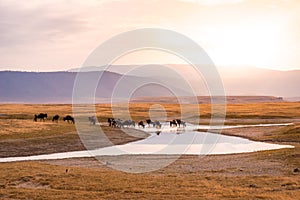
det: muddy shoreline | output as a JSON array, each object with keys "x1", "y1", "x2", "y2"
[{"x1": 38, "y1": 123, "x2": 299, "y2": 177}]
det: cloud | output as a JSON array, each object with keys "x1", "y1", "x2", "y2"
[
  {"x1": 0, "y1": 0, "x2": 191, "y2": 50},
  {"x1": 0, "y1": 1, "x2": 92, "y2": 48},
  {"x1": 0, "y1": 0, "x2": 299, "y2": 71}
]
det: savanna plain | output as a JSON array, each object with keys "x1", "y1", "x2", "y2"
[{"x1": 0, "y1": 102, "x2": 299, "y2": 199}]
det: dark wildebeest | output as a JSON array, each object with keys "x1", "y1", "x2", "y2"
[
  {"x1": 52, "y1": 114, "x2": 59, "y2": 122},
  {"x1": 34, "y1": 113, "x2": 48, "y2": 122},
  {"x1": 111, "y1": 120, "x2": 117, "y2": 128},
  {"x1": 175, "y1": 119, "x2": 186, "y2": 127},
  {"x1": 138, "y1": 121, "x2": 145, "y2": 128},
  {"x1": 170, "y1": 119, "x2": 186, "y2": 127},
  {"x1": 88, "y1": 116, "x2": 96, "y2": 125},
  {"x1": 170, "y1": 119, "x2": 177, "y2": 127},
  {"x1": 63, "y1": 115, "x2": 75, "y2": 124},
  {"x1": 107, "y1": 118, "x2": 114, "y2": 127},
  {"x1": 109, "y1": 118, "x2": 122, "y2": 128},
  {"x1": 146, "y1": 119, "x2": 154, "y2": 127}
]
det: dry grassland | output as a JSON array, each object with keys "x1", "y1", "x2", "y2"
[{"x1": 0, "y1": 102, "x2": 299, "y2": 199}]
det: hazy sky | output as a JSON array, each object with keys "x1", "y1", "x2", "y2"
[{"x1": 0, "y1": 0, "x2": 299, "y2": 71}]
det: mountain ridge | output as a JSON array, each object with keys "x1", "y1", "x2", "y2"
[{"x1": 0, "y1": 66, "x2": 299, "y2": 103}]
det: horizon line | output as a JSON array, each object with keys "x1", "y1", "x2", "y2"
[{"x1": 0, "y1": 65, "x2": 300, "y2": 73}]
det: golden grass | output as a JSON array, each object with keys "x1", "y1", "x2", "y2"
[
  {"x1": 0, "y1": 102, "x2": 299, "y2": 199},
  {"x1": 0, "y1": 161, "x2": 299, "y2": 200},
  {"x1": 224, "y1": 102, "x2": 300, "y2": 119},
  {"x1": 0, "y1": 119, "x2": 76, "y2": 139},
  {"x1": 259, "y1": 124, "x2": 300, "y2": 143},
  {"x1": 1, "y1": 102, "x2": 299, "y2": 123}
]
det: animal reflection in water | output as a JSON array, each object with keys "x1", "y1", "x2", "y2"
[{"x1": 156, "y1": 131, "x2": 162, "y2": 135}]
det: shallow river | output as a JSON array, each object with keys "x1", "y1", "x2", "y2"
[{"x1": 0, "y1": 123, "x2": 294, "y2": 163}]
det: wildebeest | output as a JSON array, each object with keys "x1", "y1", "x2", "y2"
[
  {"x1": 52, "y1": 114, "x2": 59, "y2": 122},
  {"x1": 34, "y1": 113, "x2": 48, "y2": 122},
  {"x1": 63, "y1": 115, "x2": 75, "y2": 124},
  {"x1": 107, "y1": 118, "x2": 135, "y2": 128},
  {"x1": 138, "y1": 121, "x2": 145, "y2": 128},
  {"x1": 170, "y1": 119, "x2": 186, "y2": 127},
  {"x1": 109, "y1": 118, "x2": 122, "y2": 128},
  {"x1": 175, "y1": 119, "x2": 186, "y2": 127},
  {"x1": 108, "y1": 118, "x2": 114, "y2": 126},
  {"x1": 88, "y1": 116, "x2": 96, "y2": 125},
  {"x1": 111, "y1": 119, "x2": 117, "y2": 127},
  {"x1": 170, "y1": 119, "x2": 177, "y2": 127},
  {"x1": 122, "y1": 120, "x2": 135, "y2": 127},
  {"x1": 114, "y1": 119, "x2": 123, "y2": 128},
  {"x1": 153, "y1": 120, "x2": 162, "y2": 128},
  {"x1": 146, "y1": 119, "x2": 154, "y2": 127}
]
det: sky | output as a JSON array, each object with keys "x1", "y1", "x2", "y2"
[{"x1": 0, "y1": 0, "x2": 299, "y2": 72}]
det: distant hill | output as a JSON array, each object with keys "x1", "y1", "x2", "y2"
[
  {"x1": 0, "y1": 71, "x2": 77, "y2": 103},
  {"x1": 218, "y1": 67, "x2": 300, "y2": 98},
  {"x1": 69, "y1": 65, "x2": 300, "y2": 99},
  {"x1": 0, "y1": 71, "x2": 189, "y2": 103},
  {"x1": 0, "y1": 66, "x2": 299, "y2": 103}
]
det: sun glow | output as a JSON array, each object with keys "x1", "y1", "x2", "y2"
[
  {"x1": 0, "y1": 0, "x2": 299, "y2": 71},
  {"x1": 192, "y1": 18, "x2": 286, "y2": 67}
]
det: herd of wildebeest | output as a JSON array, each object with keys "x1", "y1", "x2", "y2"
[
  {"x1": 34, "y1": 113, "x2": 75, "y2": 123},
  {"x1": 33, "y1": 113, "x2": 186, "y2": 129}
]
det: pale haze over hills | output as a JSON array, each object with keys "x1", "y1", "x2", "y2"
[
  {"x1": 0, "y1": 66, "x2": 299, "y2": 103},
  {"x1": 70, "y1": 65, "x2": 300, "y2": 98},
  {"x1": 0, "y1": 70, "x2": 189, "y2": 103}
]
